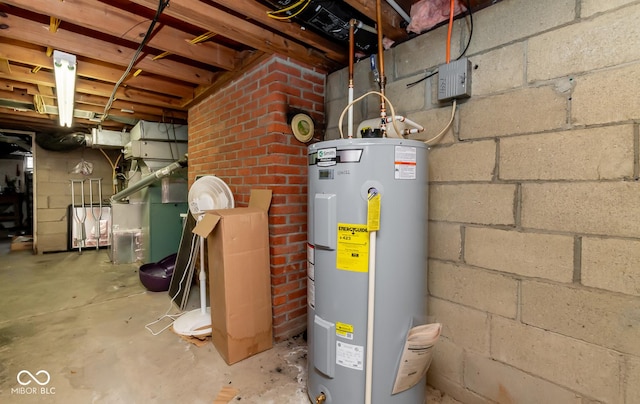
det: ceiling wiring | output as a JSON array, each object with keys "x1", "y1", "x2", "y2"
[
  {"x1": 100, "y1": 0, "x2": 170, "y2": 123},
  {"x1": 267, "y1": 0, "x2": 312, "y2": 20},
  {"x1": 406, "y1": 0, "x2": 474, "y2": 88}
]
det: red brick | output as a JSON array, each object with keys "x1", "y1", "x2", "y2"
[{"x1": 189, "y1": 55, "x2": 323, "y2": 341}]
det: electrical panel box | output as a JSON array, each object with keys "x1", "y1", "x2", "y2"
[{"x1": 437, "y1": 57, "x2": 472, "y2": 101}]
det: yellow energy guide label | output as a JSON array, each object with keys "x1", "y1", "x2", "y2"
[{"x1": 336, "y1": 223, "x2": 369, "y2": 272}]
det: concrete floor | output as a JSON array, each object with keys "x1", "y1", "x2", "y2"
[{"x1": 0, "y1": 238, "x2": 457, "y2": 404}]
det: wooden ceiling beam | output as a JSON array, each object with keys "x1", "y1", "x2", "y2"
[
  {"x1": 345, "y1": 0, "x2": 407, "y2": 41},
  {"x1": 73, "y1": 93, "x2": 187, "y2": 120},
  {"x1": 2, "y1": 0, "x2": 239, "y2": 71},
  {"x1": 0, "y1": 11, "x2": 216, "y2": 85},
  {"x1": 4, "y1": 65, "x2": 186, "y2": 110},
  {"x1": 210, "y1": 0, "x2": 347, "y2": 64},
  {"x1": 76, "y1": 103, "x2": 182, "y2": 124},
  {"x1": 0, "y1": 79, "x2": 40, "y2": 96},
  {"x1": 0, "y1": 89, "x2": 34, "y2": 104},
  {"x1": 0, "y1": 39, "x2": 196, "y2": 99},
  {"x1": 130, "y1": 0, "x2": 338, "y2": 71}
]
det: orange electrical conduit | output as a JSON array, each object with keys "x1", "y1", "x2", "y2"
[{"x1": 446, "y1": 0, "x2": 456, "y2": 63}]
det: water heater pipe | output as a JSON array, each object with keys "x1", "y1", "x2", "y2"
[
  {"x1": 365, "y1": 228, "x2": 377, "y2": 404},
  {"x1": 385, "y1": 0, "x2": 411, "y2": 23},
  {"x1": 375, "y1": 0, "x2": 388, "y2": 137},
  {"x1": 348, "y1": 19, "x2": 356, "y2": 139},
  {"x1": 109, "y1": 156, "x2": 187, "y2": 202}
]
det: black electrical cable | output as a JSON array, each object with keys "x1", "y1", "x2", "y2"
[
  {"x1": 406, "y1": 0, "x2": 474, "y2": 89},
  {"x1": 455, "y1": 0, "x2": 473, "y2": 61},
  {"x1": 406, "y1": 70, "x2": 437, "y2": 88},
  {"x1": 100, "y1": 0, "x2": 171, "y2": 122}
]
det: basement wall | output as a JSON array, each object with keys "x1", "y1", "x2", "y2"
[
  {"x1": 35, "y1": 146, "x2": 116, "y2": 253},
  {"x1": 325, "y1": 0, "x2": 640, "y2": 402},
  {"x1": 188, "y1": 56, "x2": 325, "y2": 340}
]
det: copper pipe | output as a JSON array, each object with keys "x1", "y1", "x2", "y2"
[
  {"x1": 375, "y1": 0, "x2": 387, "y2": 135},
  {"x1": 348, "y1": 19, "x2": 357, "y2": 138},
  {"x1": 349, "y1": 19, "x2": 356, "y2": 86}
]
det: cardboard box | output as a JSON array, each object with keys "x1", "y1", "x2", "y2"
[
  {"x1": 11, "y1": 235, "x2": 33, "y2": 252},
  {"x1": 193, "y1": 189, "x2": 273, "y2": 365}
]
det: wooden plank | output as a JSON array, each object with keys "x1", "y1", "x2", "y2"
[
  {"x1": 0, "y1": 12, "x2": 216, "y2": 85},
  {"x1": 130, "y1": 0, "x2": 338, "y2": 71},
  {"x1": 6, "y1": 65, "x2": 186, "y2": 110},
  {"x1": 210, "y1": 0, "x2": 347, "y2": 64},
  {"x1": 36, "y1": 84, "x2": 55, "y2": 105},
  {"x1": 0, "y1": 88, "x2": 33, "y2": 103},
  {"x1": 0, "y1": 79, "x2": 40, "y2": 96},
  {"x1": 0, "y1": 58, "x2": 11, "y2": 74},
  {"x1": 2, "y1": 0, "x2": 239, "y2": 71},
  {"x1": 74, "y1": 93, "x2": 187, "y2": 120},
  {"x1": 345, "y1": 0, "x2": 407, "y2": 41},
  {"x1": 0, "y1": 39, "x2": 196, "y2": 99},
  {"x1": 74, "y1": 103, "x2": 183, "y2": 124}
]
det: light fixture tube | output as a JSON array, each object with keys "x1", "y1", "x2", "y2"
[{"x1": 53, "y1": 50, "x2": 77, "y2": 127}]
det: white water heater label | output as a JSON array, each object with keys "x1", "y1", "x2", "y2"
[
  {"x1": 307, "y1": 243, "x2": 315, "y2": 280},
  {"x1": 336, "y1": 341, "x2": 364, "y2": 370},
  {"x1": 394, "y1": 146, "x2": 417, "y2": 180},
  {"x1": 307, "y1": 243, "x2": 315, "y2": 309},
  {"x1": 307, "y1": 280, "x2": 315, "y2": 309},
  {"x1": 317, "y1": 147, "x2": 337, "y2": 167}
]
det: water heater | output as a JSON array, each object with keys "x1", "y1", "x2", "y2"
[{"x1": 307, "y1": 138, "x2": 429, "y2": 403}]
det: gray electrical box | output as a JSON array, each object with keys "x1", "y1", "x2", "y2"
[{"x1": 438, "y1": 57, "x2": 472, "y2": 101}]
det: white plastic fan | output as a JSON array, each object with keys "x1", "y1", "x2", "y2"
[{"x1": 173, "y1": 175, "x2": 234, "y2": 337}]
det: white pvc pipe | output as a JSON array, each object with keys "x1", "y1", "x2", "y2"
[
  {"x1": 348, "y1": 87, "x2": 354, "y2": 138},
  {"x1": 365, "y1": 230, "x2": 376, "y2": 404},
  {"x1": 356, "y1": 20, "x2": 378, "y2": 34},
  {"x1": 385, "y1": 0, "x2": 411, "y2": 23},
  {"x1": 199, "y1": 235, "x2": 207, "y2": 315}
]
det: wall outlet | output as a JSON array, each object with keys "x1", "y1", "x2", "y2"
[{"x1": 437, "y1": 57, "x2": 472, "y2": 101}]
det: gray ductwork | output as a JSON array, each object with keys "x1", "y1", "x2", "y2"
[{"x1": 110, "y1": 156, "x2": 187, "y2": 203}]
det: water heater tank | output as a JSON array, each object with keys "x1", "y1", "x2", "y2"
[{"x1": 307, "y1": 138, "x2": 429, "y2": 403}]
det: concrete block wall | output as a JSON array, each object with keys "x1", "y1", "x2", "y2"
[
  {"x1": 188, "y1": 55, "x2": 325, "y2": 340},
  {"x1": 34, "y1": 145, "x2": 116, "y2": 253},
  {"x1": 325, "y1": 0, "x2": 640, "y2": 402}
]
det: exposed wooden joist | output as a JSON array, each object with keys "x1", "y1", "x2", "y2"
[
  {"x1": 0, "y1": 58, "x2": 11, "y2": 74},
  {"x1": 6, "y1": 65, "x2": 186, "y2": 110},
  {"x1": 0, "y1": 39, "x2": 196, "y2": 99},
  {"x1": 36, "y1": 85, "x2": 54, "y2": 105},
  {"x1": 73, "y1": 92, "x2": 187, "y2": 120},
  {"x1": 2, "y1": 0, "x2": 239, "y2": 71},
  {"x1": 0, "y1": 88, "x2": 33, "y2": 103},
  {"x1": 210, "y1": 0, "x2": 347, "y2": 64},
  {"x1": 0, "y1": 11, "x2": 216, "y2": 85},
  {"x1": 129, "y1": 0, "x2": 339, "y2": 71},
  {"x1": 345, "y1": 0, "x2": 407, "y2": 41},
  {"x1": 0, "y1": 79, "x2": 40, "y2": 96}
]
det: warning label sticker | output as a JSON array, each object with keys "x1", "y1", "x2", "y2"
[
  {"x1": 336, "y1": 341, "x2": 364, "y2": 370},
  {"x1": 336, "y1": 223, "x2": 369, "y2": 272},
  {"x1": 394, "y1": 146, "x2": 417, "y2": 180},
  {"x1": 336, "y1": 322, "x2": 354, "y2": 340}
]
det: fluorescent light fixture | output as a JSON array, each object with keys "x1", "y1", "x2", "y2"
[{"x1": 53, "y1": 50, "x2": 77, "y2": 127}]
